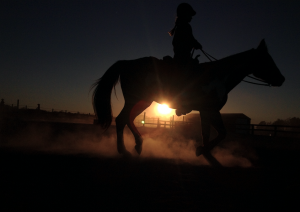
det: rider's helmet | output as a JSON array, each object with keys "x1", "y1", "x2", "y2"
[{"x1": 177, "y1": 3, "x2": 196, "y2": 17}]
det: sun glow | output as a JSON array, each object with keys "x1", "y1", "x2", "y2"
[{"x1": 157, "y1": 104, "x2": 172, "y2": 115}]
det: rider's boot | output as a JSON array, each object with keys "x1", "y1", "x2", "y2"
[
  {"x1": 175, "y1": 96, "x2": 192, "y2": 116},
  {"x1": 176, "y1": 106, "x2": 191, "y2": 116}
]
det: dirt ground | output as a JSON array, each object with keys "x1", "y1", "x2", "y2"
[{"x1": 1, "y1": 121, "x2": 300, "y2": 211}]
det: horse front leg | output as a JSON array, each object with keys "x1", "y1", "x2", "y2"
[
  {"x1": 207, "y1": 111, "x2": 227, "y2": 151},
  {"x1": 196, "y1": 110, "x2": 227, "y2": 156},
  {"x1": 196, "y1": 110, "x2": 210, "y2": 156}
]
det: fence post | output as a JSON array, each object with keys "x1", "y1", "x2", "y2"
[
  {"x1": 17, "y1": 99, "x2": 19, "y2": 109},
  {"x1": 274, "y1": 126, "x2": 277, "y2": 136},
  {"x1": 173, "y1": 115, "x2": 175, "y2": 129},
  {"x1": 157, "y1": 118, "x2": 160, "y2": 128},
  {"x1": 0, "y1": 99, "x2": 3, "y2": 111},
  {"x1": 251, "y1": 125, "x2": 254, "y2": 135},
  {"x1": 143, "y1": 112, "x2": 146, "y2": 127}
]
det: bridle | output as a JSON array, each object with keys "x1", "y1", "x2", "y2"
[{"x1": 192, "y1": 48, "x2": 271, "y2": 87}]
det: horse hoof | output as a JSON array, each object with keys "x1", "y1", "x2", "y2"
[
  {"x1": 122, "y1": 150, "x2": 132, "y2": 158},
  {"x1": 118, "y1": 145, "x2": 132, "y2": 157},
  {"x1": 135, "y1": 138, "x2": 143, "y2": 155},
  {"x1": 196, "y1": 146, "x2": 207, "y2": 157},
  {"x1": 135, "y1": 144, "x2": 142, "y2": 155}
]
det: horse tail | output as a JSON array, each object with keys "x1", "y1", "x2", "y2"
[{"x1": 91, "y1": 61, "x2": 124, "y2": 130}]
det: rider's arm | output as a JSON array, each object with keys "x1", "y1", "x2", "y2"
[
  {"x1": 194, "y1": 41, "x2": 202, "y2": 50},
  {"x1": 189, "y1": 26, "x2": 202, "y2": 50},
  {"x1": 173, "y1": 23, "x2": 202, "y2": 51}
]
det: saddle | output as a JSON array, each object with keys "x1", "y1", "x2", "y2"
[
  {"x1": 162, "y1": 55, "x2": 201, "y2": 75},
  {"x1": 159, "y1": 55, "x2": 202, "y2": 95},
  {"x1": 156, "y1": 55, "x2": 202, "y2": 116}
]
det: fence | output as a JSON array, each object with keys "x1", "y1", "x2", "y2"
[
  {"x1": 0, "y1": 98, "x2": 96, "y2": 124},
  {"x1": 135, "y1": 113, "x2": 300, "y2": 138},
  {"x1": 236, "y1": 124, "x2": 300, "y2": 137},
  {"x1": 135, "y1": 118, "x2": 176, "y2": 128},
  {"x1": 2, "y1": 99, "x2": 300, "y2": 137},
  {"x1": 0, "y1": 99, "x2": 94, "y2": 116},
  {"x1": 134, "y1": 113, "x2": 188, "y2": 129}
]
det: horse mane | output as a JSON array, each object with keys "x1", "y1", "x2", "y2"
[
  {"x1": 206, "y1": 39, "x2": 268, "y2": 66},
  {"x1": 198, "y1": 48, "x2": 256, "y2": 70}
]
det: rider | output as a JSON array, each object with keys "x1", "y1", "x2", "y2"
[{"x1": 168, "y1": 3, "x2": 203, "y2": 115}]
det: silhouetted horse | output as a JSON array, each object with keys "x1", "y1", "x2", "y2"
[{"x1": 92, "y1": 40, "x2": 285, "y2": 156}]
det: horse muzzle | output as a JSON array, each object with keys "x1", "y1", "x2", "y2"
[{"x1": 270, "y1": 75, "x2": 285, "y2": 87}]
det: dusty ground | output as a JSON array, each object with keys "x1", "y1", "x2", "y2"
[{"x1": 1, "y1": 121, "x2": 300, "y2": 211}]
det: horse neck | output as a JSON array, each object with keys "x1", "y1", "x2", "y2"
[{"x1": 219, "y1": 49, "x2": 257, "y2": 93}]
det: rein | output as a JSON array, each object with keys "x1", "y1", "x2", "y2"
[{"x1": 199, "y1": 49, "x2": 271, "y2": 87}]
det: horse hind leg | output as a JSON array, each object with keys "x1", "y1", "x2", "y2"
[
  {"x1": 115, "y1": 104, "x2": 133, "y2": 156},
  {"x1": 127, "y1": 100, "x2": 152, "y2": 155},
  {"x1": 115, "y1": 99, "x2": 151, "y2": 156}
]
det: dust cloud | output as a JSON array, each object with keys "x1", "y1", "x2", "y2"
[
  {"x1": 128, "y1": 128, "x2": 255, "y2": 167},
  {"x1": 0, "y1": 122, "x2": 256, "y2": 167}
]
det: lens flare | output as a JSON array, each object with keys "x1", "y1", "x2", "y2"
[{"x1": 157, "y1": 104, "x2": 172, "y2": 115}]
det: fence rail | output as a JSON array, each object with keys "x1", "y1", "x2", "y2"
[
  {"x1": 136, "y1": 114, "x2": 300, "y2": 138},
  {"x1": 0, "y1": 99, "x2": 94, "y2": 116},
  {"x1": 236, "y1": 124, "x2": 300, "y2": 136},
  {"x1": 134, "y1": 113, "x2": 185, "y2": 129},
  {"x1": 2, "y1": 99, "x2": 300, "y2": 137}
]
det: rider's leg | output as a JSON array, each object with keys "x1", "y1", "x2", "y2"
[
  {"x1": 175, "y1": 91, "x2": 193, "y2": 116},
  {"x1": 174, "y1": 58, "x2": 195, "y2": 116},
  {"x1": 126, "y1": 100, "x2": 152, "y2": 155}
]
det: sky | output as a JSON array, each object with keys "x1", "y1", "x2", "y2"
[{"x1": 1, "y1": 0, "x2": 300, "y2": 124}]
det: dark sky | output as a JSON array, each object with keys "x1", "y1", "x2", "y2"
[{"x1": 1, "y1": 0, "x2": 300, "y2": 123}]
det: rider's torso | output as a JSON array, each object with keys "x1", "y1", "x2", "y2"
[{"x1": 172, "y1": 22, "x2": 197, "y2": 60}]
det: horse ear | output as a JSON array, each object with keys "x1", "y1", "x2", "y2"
[{"x1": 257, "y1": 39, "x2": 268, "y2": 52}]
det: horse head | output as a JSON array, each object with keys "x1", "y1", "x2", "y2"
[{"x1": 252, "y1": 39, "x2": 285, "y2": 87}]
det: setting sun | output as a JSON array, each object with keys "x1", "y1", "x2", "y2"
[{"x1": 157, "y1": 104, "x2": 172, "y2": 115}]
